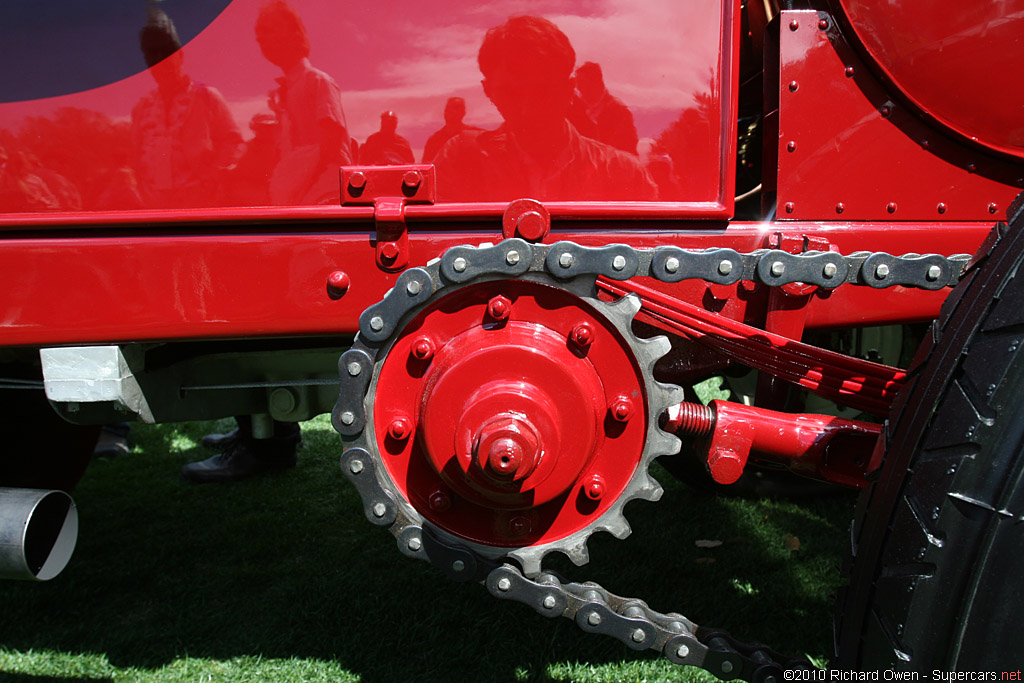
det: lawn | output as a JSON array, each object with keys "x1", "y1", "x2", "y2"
[{"x1": 0, "y1": 415, "x2": 854, "y2": 682}]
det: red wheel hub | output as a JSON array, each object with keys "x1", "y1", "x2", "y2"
[{"x1": 372, "y1": 280, "x2": 648, "y2": 549}]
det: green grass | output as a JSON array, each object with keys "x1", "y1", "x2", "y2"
[{"x1": 0, "y1": 415, "x2": 855, "y2": 682}]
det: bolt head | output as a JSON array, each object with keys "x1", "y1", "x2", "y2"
[
  {"x1": 570, "y1": 323, "x2": 594, "y2": 348},
  {"x1": 505, "y1": 250, "x2": 520, "y2": 266},
  {"x1": 510, "y1": 516, "x2": 531, "y2": 536},
  {"x1": 348, "y1": 171, "x2": 367, "y2": 191},
  {"x1": 411, "y1": 336, "x2": 436, "y2": 361},
  {"x1": 818, "y1": 18, "x2": 829, "y2": 29},
  {"x1": 708, "y1": 447, "x2": 745, "y2": 485},
  {"x1": 558, "y1": 252, "x2": 574, "y2": 268},
  {"x1": 845, "y1": 66, "x2": 855, "y2": 77},
  {"x1": 349, "y1": 459, "x2": 364, "y2": 474},
  {"x1": 887, "y1": 202, "x2": 898, "y2": 214},
  {"x1": 406, "y1": 280, "x2": 422, "y2": 296},
  {"x1": 452, "y1": 257, "x2": 468, "y2": 273},
  {"x1": 611, "y1": 254, "x2": 627, "y2": 271},
  {"x1": 784, "y1": 202, "x2": 795, "y2": 214},
  {"x1": 788, "y1": 81, "x2": 799, "y2": 92},
  {"x1": 584, "y1": 474, "x2": 606, "y2": 501},
  {"x1": 380, "y1": 242, "x2": 400, "y2": 261},
  {"x1": 402, "y1": 170, "x2": 422, "y2": 191},
  {"x1": 428, "y1": 490, "x2": 451, "y2": 511},
  {"x1": 665, "y1": 256, "x2": 680, "y2": 274},
  {"x1": 835, "y1": 202, "x2": 845, "y2": 214},
  {"x1": 789, "y1": 19, "x2": 799, "y2": 30},
  {"x1": 497, "y1": 577, "x2": 512, "y2": 592},
  {"x1": 875, "y1": 263, "x2": 890, "y2": 279},
  {"x1": 989, "y1": 202, "x2": 999, "y2": 214},
  {"x1": 388, "y1": 416, "x2": 413, "y2": 441},
  {"x1": 326, "y1": 271, "x2": 351, "y2": 299},
  {"x1": 610, "y1": 397, "x2": 633, "y2": 422},
  {"x1": 487, "y1": 295, "x2": 512, "y2": 321},
  {"x1": 937, "y1": 202, "x2": 947, "y2": 214},
  {"x1": 787, "y1": 140, "x2": 797, "y2": 153}
]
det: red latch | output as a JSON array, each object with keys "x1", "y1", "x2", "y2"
[{"x1": 341, "y1": 165, "x2": 436, "y2": 272}]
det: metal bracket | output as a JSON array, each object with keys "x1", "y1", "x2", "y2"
[{"x1": 340, "y1": 165, "x2": 436, "y2": 273}]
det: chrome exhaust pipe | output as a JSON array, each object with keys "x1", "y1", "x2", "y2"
[{"x1": 0, "y1": 488, "x2": 78, "y2": 580}]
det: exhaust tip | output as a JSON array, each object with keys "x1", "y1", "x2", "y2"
[{"x1": 1, "y1": 488, "x2": 78, "y2": 581}]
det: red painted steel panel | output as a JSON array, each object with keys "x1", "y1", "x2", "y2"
[
  {"x1": 0, "y1": 221, "x2": 987, "y2": 347},
  {"x1": 774, "y1": 11, "x2": 1024, "y2": 222},
  {"x1": 835, "y1": 0, "x2": 1024, "y2": 160},
  {"x1": 0, "y1": 0, "x2": 739, "y2": 218}
]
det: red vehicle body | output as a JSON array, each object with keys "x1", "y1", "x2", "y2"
[{"x1": 1, "y1": 0, "x2": 1023, "y2": 677}]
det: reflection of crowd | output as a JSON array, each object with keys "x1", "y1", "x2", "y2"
[{"x1": 1, "y1": 6, "x2": 715, "y2": 214}]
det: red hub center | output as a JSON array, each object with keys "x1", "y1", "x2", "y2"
[{"x1": 372, "y1": 280, "x2": 648, "y2": 549}]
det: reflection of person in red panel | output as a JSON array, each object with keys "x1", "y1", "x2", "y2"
[
  {"x1": 132, "y1": 7, "x2": 242, "y2": 209},
  {"x1": 422, "y1": 98, "x2": 481, "y2": 163},
  {"x1": 574, "y1": 62, "x2": 639, "y2": 156},
  {"x1": 255, "y1": 0, "x2": 351, "y2": 205},
  {"x1": 434, "y1": 16, "x2": 656, "y2": 202},
  {"x1": 360, "y1": 111, "x2": 415, "y2": 166}
]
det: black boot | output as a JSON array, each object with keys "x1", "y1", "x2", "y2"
[{"x1": 182, "y1": 429, "x2": 300, "y2": 483}]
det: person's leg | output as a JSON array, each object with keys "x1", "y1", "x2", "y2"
[{"x1": 181, "y1": 416, "x2": 301, "y2": 483}]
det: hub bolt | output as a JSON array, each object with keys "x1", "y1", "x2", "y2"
[
  {"x1": 411, "y1": 336, "x2": 436, "y2": 361},
  {"x1": 388, "y1": 416, "x2": 413, "y2": 441},
  {"x1": 510, "y1": 516, "x2": 532, "y2": 536},
  {"x1": 610, "y1": 397, "x2": 634, "y2": 422},
  {"x1": 487, "y1": 295, "x2": 512, "y2": 321},
  {"x1": 428, "y1": 489, "x2": 451, "y2": 512},
  {"x1": 584, "y1": 474, "x2": 606, "y2": 501},
  {"x1": 570, "y1": 323, "x2": 594, "y2": 348}
]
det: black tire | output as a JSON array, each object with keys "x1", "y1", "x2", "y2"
[{"x1": 835, "y1": 195, "x2": 1024, "y2": 670}]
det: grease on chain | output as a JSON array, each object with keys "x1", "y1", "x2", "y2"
[{"x1": 336, "y1": 239, "x2": 968, "y2": 681}]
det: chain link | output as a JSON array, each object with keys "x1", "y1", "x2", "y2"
[{"x1": 334, "y1": 239, "x2": 968, "y2": 681}]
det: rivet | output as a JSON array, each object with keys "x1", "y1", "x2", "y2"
[
  {"x1": 570, "y1": 323, "x2": 594, "y2": 348},
  {"x1": 921, "y1": 139, "x2": 930, "y2": 149},
  {"x1": 369, "y1": 316, "x2": 384, "y2": 331},
  {"x1": 506, "y1": 250, "x2": 520, "y2": 266},
  {"x1": 379, "y1": 243, "x2": 400, "y2": 262},
  {"x1": 326, "y1": 270, "x2": 351, "y2": 299},
  {"x1": 559, "y1": 252, "x2": 574, "y2": 268},
  {"x1": 584, "y1": 474, "x2": 606, "y2": 501},
  {"x1": 411, "y1": 336, "x2": 435, "y2": 361},
  {"x1": 407, "y1": 536, "x2": 422, "y2": 552},
  {"x1": 388, "y1": 416, "x2": 412, "y2": 441},
  {"x1": 610, "y1": 397, "x2": 633, "y2": 422},
  {"x1": 488, "y1": 295, "x2": 511, "y2": 321},
  {"x1": 823, "y1": 262, "x2": 838, "y2": 278},
  {"x1": 452, "y1": 560, "x2": 465, "y2": 572},
  {"x1": 587, "y1": 612, "x2": 602, "y2": 626},
  {"x1": 718, "y1": 260, "x2": 733, "y2": 276},
  {"x1": 452, "y1": 257, "x2": 468, "y2": 272},
  {"x1": 346, "y1": 361, "x2": 361, "y2": 376},
  {"x1": 784, "y1": 202, "x2": 795, "y2": 214},
  {"x1": 676, "y1": 644, "x2": 690, "y2": 659},
  {"x1": 722, "y1": 661, "x2": 735, "y2": 674},
  {"x1": 989, "y1": 203, "x2": 998, "y2": 214},
  {"x1": 372, "y1": 502, "x2": 386, "y2": 518},
  {"x1": 406, "y1": 280, "x2": 422, "y2": 295},
  {"x1": 348, "y1": 171, "x2": 367, "y2": 191},
  {"x1": 665, "y1": 257, "x2": 680, "y2": 274},
  {"x1": 887, "y1": 202, "x2": 898, "y2": 214},
  {"x1": 789, "y1": 19, "x2": 799, "y2": 31},
  {"x1": 818, "y1": 18, "x2": 829, "y2": 30},
  {"x1": 875, "y1": 263, "x2": 890, "y2": 279},
  {"x1": 788, "y1": 81, "x2": 799, "y2": 92},
  {"x1": 510, "y1": 516, "x2": 531, "y2": 536},
  {"x1": 349, "y1": 459, "x2": 364, "y2": 474},
  {"x1": 542, "y1": 595, "x2": 557, "y2": 609},
  {"x1": 611, "y1": 254, "x2": 627, "y2": 271},
  {"x1": 937, "y1": 202, "x2": 947, "y2": 214},
  {"x1": 770, "y1": 261, "x2": 785, "y2": 277},
  {"x1": 968, "y1": 163, "x2": 977, "y2": 173},
  {"x1": 787, "y1": 140, "x2": 797, "y2": 153},
  {"x1": 836, "y1": 202, "x2": 845, "y2": 214},
  {"x1": 497, "y1": 577, "x2": 512, "y2": 592},
  {"x1": 428, "y1": 490, "x2": 451, "y2": 511},
  {"x1": 845, "y1": 66, "x2": 855, "y2": 77},
  {"x1": 880, "y1": 105, "x2": 892, "y2": 118},
  {"x1": 631, "y1": 629, "x2": 646, "y2": 643},
  {"x1": 340, "y1": 411, "x2": 355, "y2": 426}
]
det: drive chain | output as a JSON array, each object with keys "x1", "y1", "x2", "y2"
[{"x1": 335, "y1": 238, "x2": 970, "y2": 681}]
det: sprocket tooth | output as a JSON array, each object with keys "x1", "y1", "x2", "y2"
[
  {"x1": 566, "y1": 541, "x2": 591, "y2": 566},
  {"x1": 607, "y1": 516, "x2": 632, "y2": 540},
  {"x1": 614, "y1": 291, "x2": 643, "y2": 317},
  {"x1": 641, "y1": 334, "x2": 672, "y2": 360},
  {"x1": 510, "y1": 550, "x2": 544, "y2": 578}
]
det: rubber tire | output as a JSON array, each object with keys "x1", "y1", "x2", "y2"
[{"x1": 835, "y1": 196, "x2": 1024, "y2": 670}]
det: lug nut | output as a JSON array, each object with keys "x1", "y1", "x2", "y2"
[
  {"x1": 584, "y1": 474, "x2": 606, "y2": 501},
  {"x1": 411, "y1": 336, "x2": 436, "y2": 360},
  {"x1": 487, "y1": 295, "x2": 511, "y2": 321},
  {"x1": 570, "y1": 323, "x2": 594, "y2": 348},
  {"x1": 610, "y1": 397, "x2": 634, "y2": 422},
  {"x1": 388, "y1": 416, "x2": 413, "y2": 440}
]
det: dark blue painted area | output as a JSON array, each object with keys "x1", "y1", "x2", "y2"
[{"x1": 0, "y1": 0, "x2": 233, "y2": 103}]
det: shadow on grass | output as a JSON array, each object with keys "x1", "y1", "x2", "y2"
[{"x1": 0, "y1": 418, "x2": 853, "y2": 682}]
